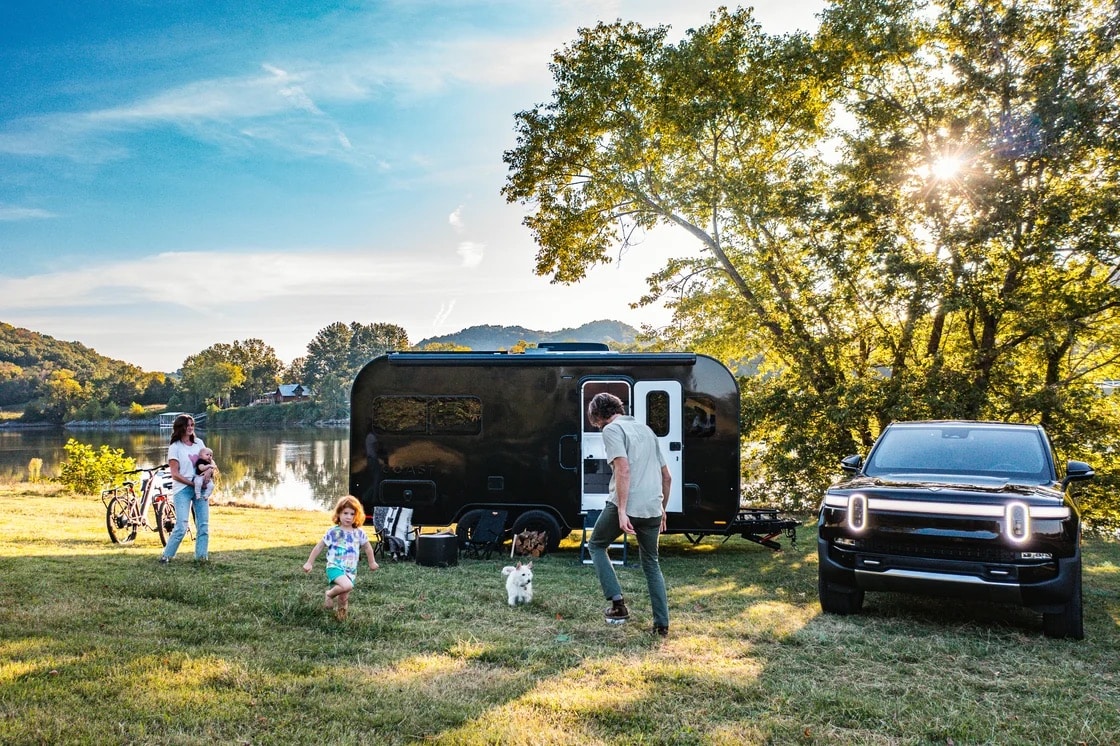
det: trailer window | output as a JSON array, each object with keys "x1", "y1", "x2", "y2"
[
  {"x1": 371, "y1": 396, "x2": 427, "y2": 433},
  {"x1": 645, "y1": 390, "x2": 670, "y2": 437},
  {"x1": 371, "y1": 395, "x2": 482, "y2": 435},
  {"x1": 431, "y1": 397, "x2": 482, "y2": 434},
  {"x1": 685, "y1": 397, "x2": 716, "y2": 438}
]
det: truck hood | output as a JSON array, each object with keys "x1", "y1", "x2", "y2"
[{"x1": 834, "y1": 474, "x2": 1064, "y2": 501}]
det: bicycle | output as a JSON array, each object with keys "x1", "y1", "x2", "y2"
[{"x1": 102, "y1": 464, "x2": 188, "y2": 546}]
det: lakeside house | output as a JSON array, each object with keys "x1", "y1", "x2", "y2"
[{"x1": 253, "y1": 384, "x2": 312, "y2": 405}]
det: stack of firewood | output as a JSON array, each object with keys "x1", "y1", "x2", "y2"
[{"x1": 512, "y1": 530, "x2": 548, "y2": 557}]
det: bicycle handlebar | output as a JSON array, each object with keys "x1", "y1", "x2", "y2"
[{"x1": 123, "y1": 464, "x2": 170, "y2": 474}]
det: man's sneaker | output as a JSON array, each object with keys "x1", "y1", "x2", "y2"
[
  {"x1": 653, "y1": 625, "x2": 669, "y2": 637},
  {"x1": 158, "y1": 556, "x2": 170, "y2": 564},
  {"x1": 604, "y1": 599, "x2": 630, "y2": 624}
]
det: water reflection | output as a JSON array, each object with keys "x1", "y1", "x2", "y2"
[{"x1": 0, "y1": 427, "x2": 347, "y2": 512}]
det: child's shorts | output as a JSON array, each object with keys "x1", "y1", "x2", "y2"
[{"x1": 326, "y1": 567, "x2": 349, "y2": 585}]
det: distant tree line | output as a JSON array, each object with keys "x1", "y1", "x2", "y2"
[{"x1": 0, "y1": 321, "x2": 410, "y2": 424}]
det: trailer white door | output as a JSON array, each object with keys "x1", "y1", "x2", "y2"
[
  {"x1": 580, "y1": 380, "x2": 683, "y2": 513},
  {"x1": 633, "y1": 380, "x2": 683, "y2": 513}
]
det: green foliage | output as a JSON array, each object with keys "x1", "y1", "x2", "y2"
[
  {"x1": 0, "y1": 322, "x2": 178, "y2": 421},
  {"x1": 303, "y1": 322, "x2": 409, "y2": 410},
  {"x1": 208, "y1": 400, "x2": 338, "y2": 429},
  {"x1": 56, "y1": 439, "x2": 136, "y2": 495}
]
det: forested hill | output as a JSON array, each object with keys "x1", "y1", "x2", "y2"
[
  {"x1": 0, "y1": 322, "x2": 169, "y2": 409},
  {"x1": 417, "y1": 319, "x2": 640, "y2": 350}
]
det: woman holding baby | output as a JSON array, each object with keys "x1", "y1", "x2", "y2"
[{"x1": 159, "y1": 413, "x2": 215, "y2": 564}]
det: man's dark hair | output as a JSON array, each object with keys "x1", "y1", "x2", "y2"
[{"x1": 588, "y1": 392, "x2": 626, "y2": 420}]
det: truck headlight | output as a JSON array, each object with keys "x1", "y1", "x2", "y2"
[
  {"x1": 1005, "y1": 502, "x2": 1030, "y2": 542},
  {"x1": 848, "y1": 494, "x2": 868, "y2": 532}
]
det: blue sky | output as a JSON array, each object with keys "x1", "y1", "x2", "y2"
[{"x1": 0, "y1": 1, "x2": 823, "y2": 372}]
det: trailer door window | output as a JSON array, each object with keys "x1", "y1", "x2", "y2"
[
  {"x1": 645, "y1": 390, "x2": 670, "y2": 437},
  {"x1": 582, "y1": 381, "x2": 631, "y2": 431}
]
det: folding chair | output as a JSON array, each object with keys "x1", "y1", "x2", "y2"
[
  {"x1": 376, "y1": 506, "x2": 417, "y2": 561},
  {"x1": 459, "y1": 509, "x2": 508, "y2": 560}
]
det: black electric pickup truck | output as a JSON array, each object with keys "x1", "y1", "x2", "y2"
[{"x1": 817, "y1": 421, "x2": 1094, "y2": 638}]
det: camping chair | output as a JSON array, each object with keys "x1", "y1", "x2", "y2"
[
  {"x1": 375, "y1": 506, "x2": 417, "y2": 561},
  {"x1": 459, "y1": 509, "x2": 508, "y2": 560}
]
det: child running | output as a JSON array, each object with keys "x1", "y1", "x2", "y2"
[{"x1": 302, "y1": 496, "x2": 379, "y2": 620}]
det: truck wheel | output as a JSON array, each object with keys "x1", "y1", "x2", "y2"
[
  {"x1": 511, "y1": 510, "x2": 564, "y2": 553},
  {"x1": 1042, "y1": 564, "x2": 1084, "y2": 640},
  {"x1": 818, "y1": 573, "x2": 864, "y2": 615}
]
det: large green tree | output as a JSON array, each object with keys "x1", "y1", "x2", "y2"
[
  {"x1": 303, "y1": 322, "x2": 410, "y2": 415},
  {"x1": 503, "y1": 2, "x2": 1120, "y2": 520},
  {"x1": 176, "y1": 339, "x2": 280, "y2": 408},
  {"x1": 227, "y1": 338, "x2": 282, "y2": 406}
]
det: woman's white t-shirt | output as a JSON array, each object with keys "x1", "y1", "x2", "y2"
[{"x1": 168, "y1": 438, "x2": 206, "y2": 481}]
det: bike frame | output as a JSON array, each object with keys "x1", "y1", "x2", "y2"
[{"x1": 104, "y1": 464, "x2": 172, "y2": 532}]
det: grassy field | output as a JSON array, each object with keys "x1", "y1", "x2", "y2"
[{"x1": 1, "y1": 487, "x2": 1118, "y2": 745}]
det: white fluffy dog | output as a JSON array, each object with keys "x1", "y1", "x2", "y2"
[{"x1": 501, "y1": 562, "x2": 533, "y2": 607}]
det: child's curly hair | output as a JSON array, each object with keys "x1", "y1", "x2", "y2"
[{"x1": 331, "y1": 495, "x2": 367, "y2": 527}]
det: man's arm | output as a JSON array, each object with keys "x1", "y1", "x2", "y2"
[
  {"x1": 660, "y1": 464, "x2": 671, "y2": 531},
  {"x1": 612, "y1": 456, "x2": 635, "y2": 534}
]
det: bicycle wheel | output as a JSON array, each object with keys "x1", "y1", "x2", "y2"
[
  {"x1": 106, "y1": 496, "x2": 138, "y2": 544},
  {"x1": 156, "y1": 498, "x2": 177, "y2": 546}
]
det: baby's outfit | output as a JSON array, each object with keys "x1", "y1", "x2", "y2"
[{"x1": 194, "y1": 459, "x2": 215, "y2": 500}]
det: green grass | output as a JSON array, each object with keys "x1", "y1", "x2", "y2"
[{"x1": 1, "y1": 492, "x2": 1118, "y2": 745}]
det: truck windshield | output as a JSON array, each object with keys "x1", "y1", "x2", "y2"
[{"x1": 864, "y1": 425, "x2": 1050, "y2": 483}]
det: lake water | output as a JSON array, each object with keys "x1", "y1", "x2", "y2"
[{"x1": 0, "y1": 426, "x2": 349, "y2": 512}]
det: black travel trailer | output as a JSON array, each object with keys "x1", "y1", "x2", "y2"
[{"x1": 349, "y1": 344, "x2": 796, "y2": 552}]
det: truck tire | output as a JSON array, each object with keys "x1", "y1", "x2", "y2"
[
  {"x1": 818, "y1": 573, "x2": 865, "y2": 615},
  {"x1": 1042, "y1": 564, "x2": 1084, "y2": 640},
  {"x1": 511, "y1": 510, "x2": 564, "y2": 553}
]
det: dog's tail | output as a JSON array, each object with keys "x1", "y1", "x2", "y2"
[{"x1": 501, "y1": 566, "x2": 515, "y2": 576}]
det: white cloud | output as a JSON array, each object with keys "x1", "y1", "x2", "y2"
[
  {"x1": 0, "y1": 205, "x2": 56, "y2": 221},
  {"x1": 456, "y1": 241, "x2": 484, "y2": 268},
  {"x1": 432, "y1": 300, "x2": 456, "y2": 328},
  {"x1": 449, "y1": 206, "x2": 465, "y2": 232}
]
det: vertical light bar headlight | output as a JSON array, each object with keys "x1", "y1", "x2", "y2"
[
  {"x1": 848, "y1": 494, "x2": 868, "y2": 532},
  {"x1": 1005, "y1": 502, "x2": 1030, "y2": 542}
]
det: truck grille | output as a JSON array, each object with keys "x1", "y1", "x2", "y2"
[{"x1": 857, "y1": 538, "x2": 1019, "y2": 564}]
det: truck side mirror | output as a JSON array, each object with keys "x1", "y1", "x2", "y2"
[
  {"x1": 840, "y1": 454, "x2": 863, "y2": 474},
  {"x1": 1062, "y1": 460, "x2": 1094, "y2": 489}
]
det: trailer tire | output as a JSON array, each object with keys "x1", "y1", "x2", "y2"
[
  {"x1": 455, "y1": 509, "x2": 484, "y2": 546},
  {"x1": 511, "y1": 510, "x2": 564, "y2": 554}
]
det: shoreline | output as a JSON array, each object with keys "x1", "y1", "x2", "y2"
[{"x1": 0, "y1": 419, "x2": 350, "y2": 431}]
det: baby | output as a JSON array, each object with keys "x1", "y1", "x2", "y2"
[{"x1": 193, "y1": 447, "x2": 217, "y2": 500}]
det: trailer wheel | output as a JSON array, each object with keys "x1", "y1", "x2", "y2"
[
  {"x1": 511, "y1": 510, "x2": 564, "y2": 553},
  {"x1": 455, "y1": 510, "x2": 484, "y2": 546}
]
